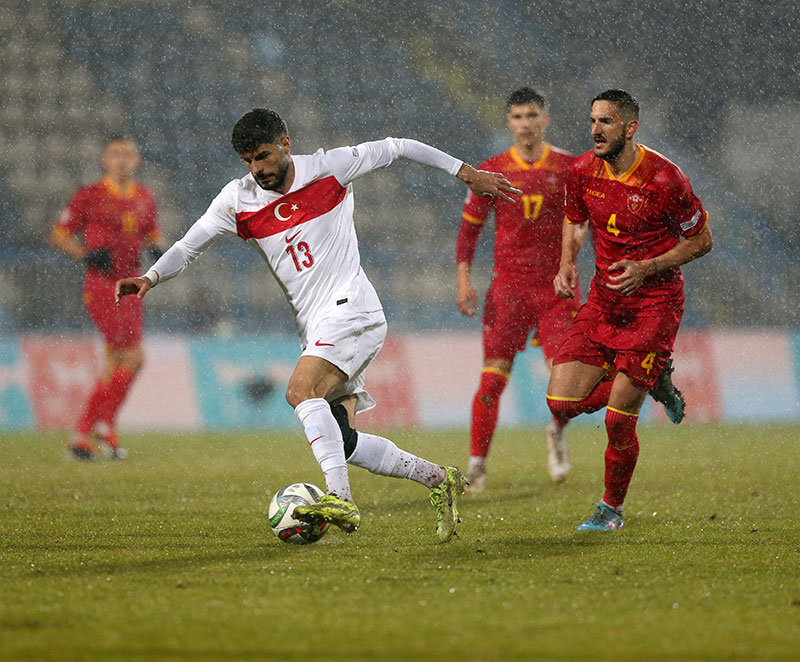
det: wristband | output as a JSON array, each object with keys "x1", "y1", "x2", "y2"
[{"x1": 143, "y1": 269, "x2": 159, "y2": 286}]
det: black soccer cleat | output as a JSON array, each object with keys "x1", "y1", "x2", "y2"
[{"x1": 648, "y1": 358, "x2": 685, "y2": 424}]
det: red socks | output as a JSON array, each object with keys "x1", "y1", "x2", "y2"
[
  {"x1": 546, "y1": 378, "x2": 613, "y2": 425},
  {"x1": 470, "y1": 369, "x2": 509, "y2": 458},
  {"x1": 77, "y1": 365, "x2": 137, "y2": 435},
  {"x1": 98, "y1": 365, "x2": 137, "y2": 429},
  {"x1": 77, "y1": 379, "x2": 109, "y2": 435},
  {"x1": 603, "y1": 408, "x2": 640, "y2": 509}
]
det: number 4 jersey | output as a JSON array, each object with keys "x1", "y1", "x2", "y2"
[
  {"x1": 565, "y1": 144, "x2": 709, "y2": 315},
  {"x1": 146, "y1": 138, "x2": 462, "y2": 341}
]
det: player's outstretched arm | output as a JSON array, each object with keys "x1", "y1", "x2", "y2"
[
  {"x1": 456, "y1": 164, "x2": 521, "y2": 203},
  {"x1": 115, "y1": 276, "x2": 153, "y2": 305}
]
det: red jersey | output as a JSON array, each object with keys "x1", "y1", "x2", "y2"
[
  {"x1": 54, "y1": 176, "x2": 160, "y2": 283},
  {"x1": 565, "y1": 145, "x2": 708, "y2": 314},
  {"x1": 457, "y1": 144, "x2": 575, "y2": 284}
]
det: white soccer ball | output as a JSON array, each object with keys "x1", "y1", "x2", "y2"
[{"x1": 268, "y1": 482, "x2": 329, "y2": 544}]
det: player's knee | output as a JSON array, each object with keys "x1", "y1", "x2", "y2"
[{"x1": 330, "y1": 403, "x2": 358, "y2": 459}]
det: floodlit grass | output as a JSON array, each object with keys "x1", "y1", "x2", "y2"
[{"x1": 1, "y1": 424, "x2": 798, "y2": 661}]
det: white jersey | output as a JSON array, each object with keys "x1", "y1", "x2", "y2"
[{"x1": 147, "y1": 137, "x2": 462, "y2": 342}]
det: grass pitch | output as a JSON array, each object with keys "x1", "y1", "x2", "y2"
[{"x1": 1, "y1": 424, "x2": 798, "y2": 661}]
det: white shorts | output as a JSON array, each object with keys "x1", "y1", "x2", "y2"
[{"x1": 301, "y1": 309, "x2": 387, "y2": 414}]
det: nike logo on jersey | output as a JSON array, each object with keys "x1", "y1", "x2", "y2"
[
  {"x1": 285, "y1": 230, "x2": 301, "y2": 243},
  {"x1": 314, "y1": 339, "x2": 335, "y2": 347}
]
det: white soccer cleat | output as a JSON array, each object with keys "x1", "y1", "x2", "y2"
[
  {"x1": 546, "y1": 421, "x2": 571, "y2": 483},
  {"x1": 465, "y1": 456, "x2": 487, "y2": 493}
]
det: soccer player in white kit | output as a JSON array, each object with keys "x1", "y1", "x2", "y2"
[{"x1": 116, "y1": 108, "x2": 520, "y2": 542}]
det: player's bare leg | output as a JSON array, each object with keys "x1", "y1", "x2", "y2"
[
  {"x1": 287, "y1": 356, "x2": 356, "y2": 506},
  {"x1": 466, "y1": 357, "x2": 512, "y2": 493}
]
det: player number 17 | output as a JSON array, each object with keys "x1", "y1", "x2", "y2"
[{"x1": 522, "y1": 194, "x2": 543, "y2": 221}]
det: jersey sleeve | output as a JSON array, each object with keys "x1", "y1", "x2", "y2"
[
  {"x1": 320, "y1": 137, "x2": 462, "y2": 187},
  {"x1": 663, "y1": 169, "x2": 708, "y2": 239},
  {"x1": 140, "y1": 188, "x2": 161, "y2": 243},
  {"x1": 564, "y1": 163, "x2": 589, "y2": 224},
  {"x1": 456, "y1": 188, "x2": 492, "y2": 264},
  {"x1": 54, "y1": 187, "x2": 90, "y2": 235},
  {"x1": 147, "y1": 182, "x2": 237, "y2": 285}
]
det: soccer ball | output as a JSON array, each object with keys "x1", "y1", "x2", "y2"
[{"x1": 268, "y1": 482, "x2": 329, "y2": 544}]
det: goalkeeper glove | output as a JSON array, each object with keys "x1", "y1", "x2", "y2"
[{"x1": 83, "y1": 248, "x2": 113, "y2": 274}]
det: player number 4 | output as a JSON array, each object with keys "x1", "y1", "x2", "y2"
[
  {"x1": 641, "y1": 352, "x2": 656, "y2": 374},
  {"x1": 607, "y1": 213, "x2": 621, "y2": 237}
]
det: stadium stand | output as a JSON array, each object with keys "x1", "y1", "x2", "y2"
[{"x1": 0, "y1": 0, "x2": 796, "y2": 334}]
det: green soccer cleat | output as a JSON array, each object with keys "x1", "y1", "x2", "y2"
[
  {"x1": 429, "y1": 466, "x2": 467, "y2": 543},
  {"x1": 293, "y1": 494, "x2": 361, "y2": 534},
  {"x1": 648, "y1": 358, "x2": 686, "y2": 424},
  {"x1": 577, "y1": 501, "x2": 624, "y2": 531}
]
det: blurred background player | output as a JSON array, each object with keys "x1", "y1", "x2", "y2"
[
  {"x1": 547, "y1": 90, "x2": 713, "y2": 530},
  {"x1": 51, "y1": 135, "x2": 166, "y2": 460},
  {"x1": 455, "y1": 87, "x2": 582, "y2": 491},
  {"x1": 116, "y1": 108, "x2": 520, "y2": 542}
]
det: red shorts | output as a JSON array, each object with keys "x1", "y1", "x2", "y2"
[
  {"x1": 84, "y1": 277, "x2": 143, "y2": 350},
  {"x1": 552, "y1": 299, "x2": 682, "y2": 390},
  {"x1": 482, "y1": 275, "x2": 580, "y2": 362}
]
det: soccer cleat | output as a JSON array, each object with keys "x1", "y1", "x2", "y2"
[
  {"x1": 577, "y1": 501, "x2": 624, "y2": 531},
  {"x1": 429, "y1": 466, "x2": 467, "y2": 543},
  {"x1": 66, "y1": 436, "x2": 96, "y2": 461},
  {"x1": 293, "y1": 494, "x2": 361, "y2": 534},
  {"x1": 465, "y1": 456, "x2": 487, "y2": 493},
  {"x1": 546, "y1": 421, "x2": 571, "y2": 484},
  {"x1": 94, "y1": 425, "x2": 128, "y2": 460},
  {"x1": 648, "y1": 358, "x2": 685, "y2": 424}
]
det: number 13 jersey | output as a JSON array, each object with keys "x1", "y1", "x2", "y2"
[{"x1": 148, "y1": 138, "x2": 462, "y2": 340}]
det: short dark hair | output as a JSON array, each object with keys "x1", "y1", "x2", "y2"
[
  {"x1": 506, "y1": 87, "x2": 547, "y2": 111},
  {"x1": 105, "y1": 133, "x2": 136, "y2": 146},
  {"x1": 231, "y1": 108, "x2": 288, "y2": 153},
  {"x1": 592, "y1": 89, "x2": 640, "y2": 121}
]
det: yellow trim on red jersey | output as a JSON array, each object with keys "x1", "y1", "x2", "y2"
[
  {"x1": 565, "y1": 214, "x2": 586, "y2": 225},
  {"x1": 102, "y1": 176, "x2": 138, "y2": 199},
  {"x1": 685, "y1": 212, "x2": 710, "y2": 238},
  {"x1": 607, "y1": 405, "x2": 639, "y2": 418},
  {"x1": 509, "y1": 143, "x2": 551, "y2": 171},
  {"x1": 144, "y1": 229, "x2": 163, "y2": 243},
  {"x1": 546, "y1": 394, "x2": 586, "y2": 402},
  {"x1": 482, "y1": 366, "x2": 510, "y2": 379},
  {"x1": 462, "y1": 211, "x2": 485, "y2": 226},
  {"x1": 602, "y1": 144, "x2": 646, "y2": 183}
]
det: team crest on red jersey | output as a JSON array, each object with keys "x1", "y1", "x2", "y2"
[{"x1": 627, "y1": 192, "x2": 645, "y2": 214}]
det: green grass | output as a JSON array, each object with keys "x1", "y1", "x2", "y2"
[{"x1": 1, "y1": 424, "x2": 798, "y2": 661}]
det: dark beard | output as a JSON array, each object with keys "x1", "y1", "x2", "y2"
[
  {"x1": 255, "y1": 161, "x2": 289, "y2": 190},
  {"x1": 598, "y1": 133, "x2": 626, "y2": 163}
]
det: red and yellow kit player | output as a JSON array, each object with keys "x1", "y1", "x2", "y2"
[
  {"x1": 547, "y1": 90, "x2": 713, "y2": 531},
  {"x1": 456, "y1": 87, "x2": 582, "y2": 492},
  {"x1": 51, "y1": 135, "x2": 166, "y2": 460}
]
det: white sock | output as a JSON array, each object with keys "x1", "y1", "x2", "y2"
[
  {"x1": 348, "y1": 432, "x2": 445, "y2": 489},
  {"x1": 294, "y1": 398, "x2": 352, "y2": 502}
]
